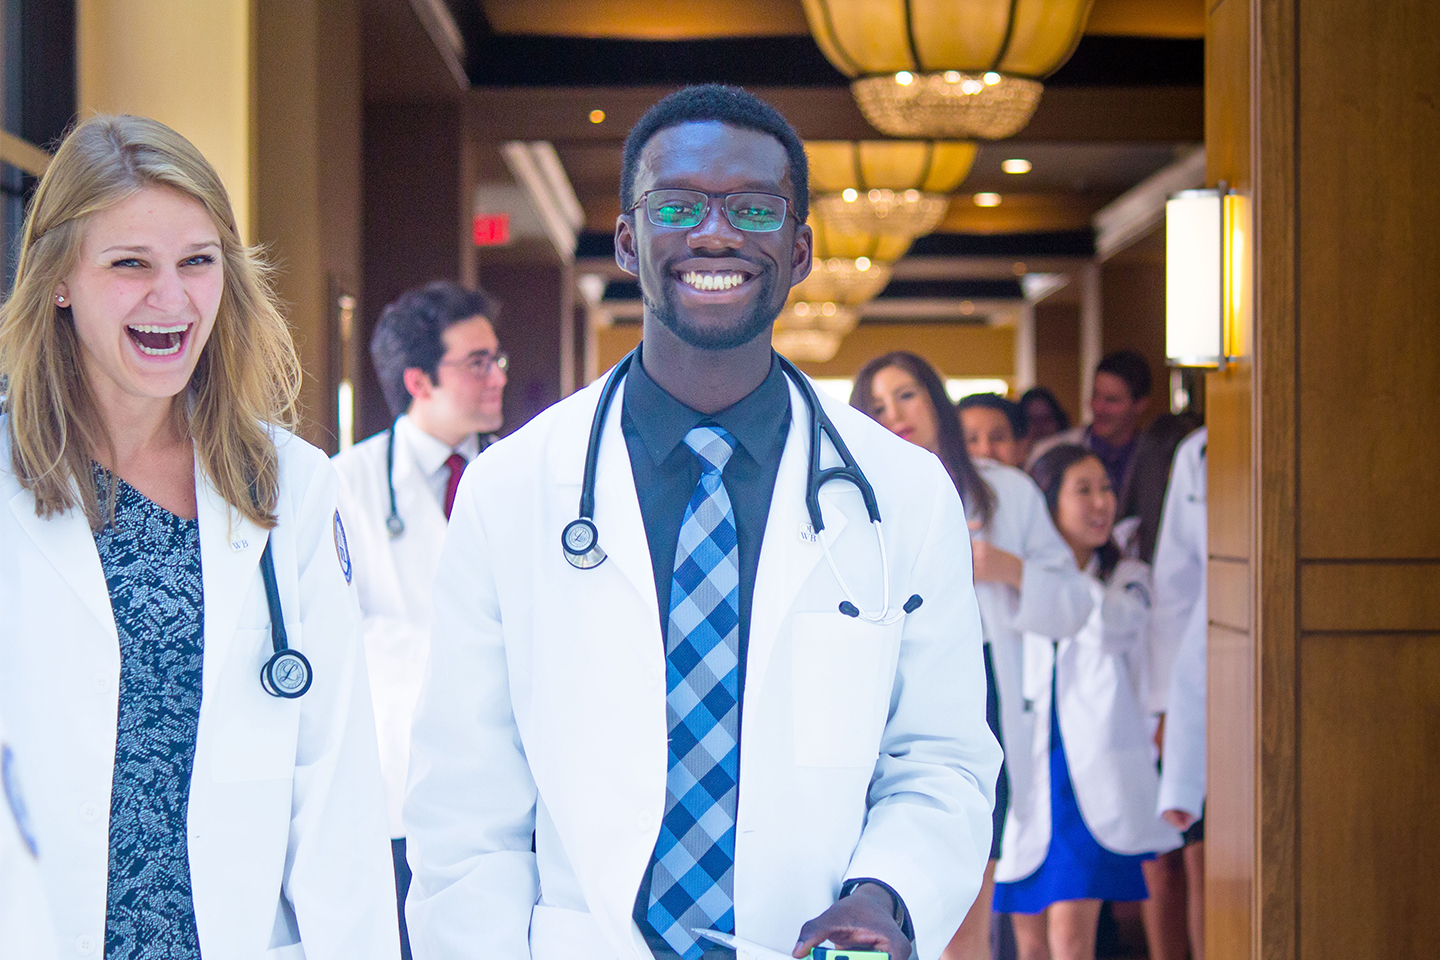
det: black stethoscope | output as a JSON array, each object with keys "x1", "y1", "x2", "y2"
[
  {"x1": 383, "y1": 419, "x2": 493, "y2": 538},
  {"x1": 560, "y1": 349, "x2": 922, "y2": 624},
  {"x1": 258, "y1": 538, "x2": 312, "y2": 698}
]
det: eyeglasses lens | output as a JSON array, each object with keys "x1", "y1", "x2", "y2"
[{"x1": 644, "y1": 190, "x2": 786, "y2": 232}]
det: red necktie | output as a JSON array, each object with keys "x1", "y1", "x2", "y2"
[{"x1": 443, "y1": 452, "x2": 467, "y2": 520}]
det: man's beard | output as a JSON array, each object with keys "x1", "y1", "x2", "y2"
[{"x1": 643, "y1": 268, "x2": 780, "y2": 351}]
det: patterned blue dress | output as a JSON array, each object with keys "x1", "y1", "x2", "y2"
[{"x1": 93, "y1": 468, "x2": 205, "y2": 960}]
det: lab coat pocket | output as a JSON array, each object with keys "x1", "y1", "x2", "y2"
[
  {"x1": 210, "y1": 628, "x2": 301, "y2": 783},
  {"x1": 791, "y1": 612, "x2": 901, "y2": 768}
]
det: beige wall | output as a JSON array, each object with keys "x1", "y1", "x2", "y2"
[{"x1": 78, "y1": 0, "x2": 255, "y2": 241}]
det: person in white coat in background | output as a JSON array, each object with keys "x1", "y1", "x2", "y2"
[
  {"x1": 1, "y1": 709, "x2": 57, "y2": 960},
  {"x1": 851, "y1": 354, "x2": 1095, "y2": 960},
  {"x1": 332, "y1": 280, "x2": 507, "y2": 959},
  {"x1": 994, "y1": 445, "x2": 1180, "y2": 960},
  {"x1": 0, "y1": 114, "x2": 397, "y2": 960},
  {"x1": 405, "y1": 85, "x2": 1002, "y2": 960},
  {"x1": 1152, "y1": 427, "x2": 1208, "y2": 960}
]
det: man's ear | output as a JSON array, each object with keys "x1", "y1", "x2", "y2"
[
  {"x1": 790, "y1": 221, "x2": 814, "y2": 286},
  {"x1": 1134, "y1": 396, "x2": 1151, "y2": 418},
  {"x1": 615, "y1": 215, "x2": 639, "y2": 277},
  {"x1": 402, "y1": 367, "x2": 435, "y2": 403}
]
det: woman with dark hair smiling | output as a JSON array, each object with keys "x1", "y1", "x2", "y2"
[
  {"x1": 993, "y1": 445, "x2": 1179, "y2": 960},
  {"x1": 853, "y1": 353, "x2": 1093, "y2": 960}
]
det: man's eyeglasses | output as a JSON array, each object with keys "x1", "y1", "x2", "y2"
[
  {"x1": 438, "y1": 350, "x2": 509, "y2": 379},
  {"x1": 628, "y1": 189, "x2": 795, "y2": 233}
]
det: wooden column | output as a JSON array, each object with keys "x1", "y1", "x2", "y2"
[{"x1": 1205, "y1": 0, "x2": 1440, "y2": 957}]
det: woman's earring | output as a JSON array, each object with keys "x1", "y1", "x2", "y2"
[{"x1": 55, "y1": 294, "x2": 67, "y2": 306}]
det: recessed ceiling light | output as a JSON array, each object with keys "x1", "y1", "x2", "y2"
[
  {"x1": 589, "y1": 109, "x2": 606, "y2": 124},
  {"x1": 974, "y1": 192, "x2": 1002, "y2": 207},
  {"x1": 1001, "y1": 158, "x2": 1032, "y2": 175}
]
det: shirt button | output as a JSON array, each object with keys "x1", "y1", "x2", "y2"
[
  {"x1": 76, "y1": 934, "x2": 97, "y2": 955},
  {"x1": 80, "y1": 802, "x2": 101, "y2": 822}
]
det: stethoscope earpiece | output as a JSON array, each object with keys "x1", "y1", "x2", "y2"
[
  {"x1": 561, "y1": 518, "x2": 607, "y2": 569},
  {"x1": 260, "y1": 648, "x2": 313, "y2": 698}
]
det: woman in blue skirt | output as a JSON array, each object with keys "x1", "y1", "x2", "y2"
[{"x1": 993, "y1": 445, "x2": 1180, "y2": 960}]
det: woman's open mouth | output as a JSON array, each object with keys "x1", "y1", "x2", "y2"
[{"x1": 126, "y1": 323, "x2": 191, "y2": 357}]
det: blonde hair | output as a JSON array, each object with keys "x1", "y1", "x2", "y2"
[{"x1": 0, "y1": 114, "x2": 300, "y2": 529}]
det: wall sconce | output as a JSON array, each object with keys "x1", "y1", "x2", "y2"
[{"x1": 1165, "y1": 184, "x2": 1249, "y2": 369}]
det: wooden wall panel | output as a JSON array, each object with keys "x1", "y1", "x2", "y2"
[
  {"x1": 1300, "y1": 563, "x2": 1440, "y2": 633},
  {"x1": 1295, "y1": 0, "x2": 1440, "y2": 561},
  {"x1": 1100, "y1": 260, "x2": 1167, "y2": 417},
  {"x1": 1208, "y1": 622, "x2": 1256, "y2": 960},
  {"x1": 1207, "y1": 362, "x2": 1253, "y2": 565},
  {"x1": 1209, "y1": 557, "x2": 1252, "y2": 634},
  {"x1": 1298, "y1": 635, "x2": 1440, "y2": 959},
  {"x1": 1035, "y1": 301, "x2": 1082, "y2": 425}
]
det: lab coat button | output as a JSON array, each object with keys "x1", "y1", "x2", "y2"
[
  {"x1": 76, "y1": 934, "x2": 97, "y2": 955},
  {"x1": 79, "y1": 802, "x2": 101, "y2": 822},
  {"x1": 645, "y1": 667, "x2": 662, "y2": 686},
  {"x1": 93, "y1": 674, "x2": 108, "y2": 693},
  {"x1": 637, "y1": 811, "x2": 654, "y2": 830}
]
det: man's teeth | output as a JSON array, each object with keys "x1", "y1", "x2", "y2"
[{"x1": 680, "y1": 271, "x2": 747, "y2": 291}]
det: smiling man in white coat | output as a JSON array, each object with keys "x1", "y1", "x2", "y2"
[
  {"x1": 332, "y1": 280, "x2": 507, "y2": 957},
  {"x1": 404, "y1": 86, "x2": 1002, "y2": 960}
]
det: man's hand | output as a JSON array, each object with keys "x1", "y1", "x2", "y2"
[
  {"x1": 968, "y1": 521, "x2": 1023, "y2": 589},
  {"x1": 1162, "y1": 808, "x2": 1197, "y2": 831},
  {"x1": 792, "y1": 883, "x2": 911, "y2": 959}
]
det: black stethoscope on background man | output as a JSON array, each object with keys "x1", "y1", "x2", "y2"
[
  {"x1": 383, "y1": 420, "x2": 494, "y2": 538},
  {"x1": 560, "y1": 349, "x2": 922, "y2": 624}
]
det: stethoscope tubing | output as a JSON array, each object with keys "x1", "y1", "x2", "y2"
[{"x1": 563, "y1": 348, "x2": 918, "y2": 623}]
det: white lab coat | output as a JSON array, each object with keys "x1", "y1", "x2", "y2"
[
  {"x1": 1146, "y1": 428, "x2": 1206, "y2": 714},
  {"x1": 334, "y1": 416, "x2": 458, "y2": 837},
  {"x1": 404, "y1": 371, "x2": 1003, "y2": 960},
  {"x1": 1154, "y1": 429, "x2": 1207, "y2": 819},
  {"x1": 1, "y1": 711, "x2": 57, "y2": 960},
  {"x1": 996, "y1": 558, "x2": 1181, "y2": 883},
  {"x1": 0, "y1": 423, "x2": 399, "y2": 960},
  {"x1": 969, "y1": 460, "x2": 1094, "y2": 812}
]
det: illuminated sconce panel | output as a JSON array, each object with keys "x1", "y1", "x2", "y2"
[{"x1": 1166, "y1": 188, "x2": 1224, "y2": 368}]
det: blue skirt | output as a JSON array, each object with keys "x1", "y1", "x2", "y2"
[{"x1": 992, "y1": 670, "x2": 1152, "y2": 914}]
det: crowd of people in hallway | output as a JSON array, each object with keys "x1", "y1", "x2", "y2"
[{"x1": 1, "y1": 88, "x2": 1205, "y2": 960}]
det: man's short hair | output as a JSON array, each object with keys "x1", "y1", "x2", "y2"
[
  {"x1": 620, "y1": 84, "x2": 809, "y2": 224},
  {"x1": 370, "y1": 280, "x2": 500, "y2": 418},
  {"x1": 1095, "y1": 349, "x2": 1153, "y2": 401},
  {"x1": 957, "y1": 392, "x2": 1027, "y2": 439}
]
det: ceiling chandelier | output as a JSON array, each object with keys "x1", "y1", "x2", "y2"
[
  {"x1": 802, "y1": 207, "x2": 913, "y2": 301},
  {"x1": 801, "y1": 0, "x2": 1094, "y2": 139},
  {"x1": 807, "y1": 140, "x2": 975, "y2": 236},
  {"x1": 773, "y1": 301, "x2": 860, "y2": 363}
]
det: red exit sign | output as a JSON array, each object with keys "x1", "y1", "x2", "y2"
[{"x1": 473, "y1": 213, "x2": 511, "y2": 246}]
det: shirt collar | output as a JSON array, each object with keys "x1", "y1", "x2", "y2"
[
  {"x1": 622, "y1": 346, "x2": 790, "y2": 468},
  {"x1": 395, "y1": 414, "x2": 481, "y2": 477}
]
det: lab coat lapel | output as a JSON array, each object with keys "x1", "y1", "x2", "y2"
[
  {"x1": 745, "y1": 376, "x2": 847, "y2": 701},
  {"x1": 6, "y1": 487, "x2": 116, "y2": 639},
  {"x1": 194, "y1": 465, "x2": 266, "y2": 677},
  {"x1": 390, "y1": 430, "x2": 448, "y2": 562}
]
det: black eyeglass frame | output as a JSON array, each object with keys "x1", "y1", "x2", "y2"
[{"x1": 626, "y1": 188, "x2": 799, "y2": 233}]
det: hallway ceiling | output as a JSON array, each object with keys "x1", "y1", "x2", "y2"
[{"x1": 368, "y1": 0, "x2": 1205, "y2": 321}]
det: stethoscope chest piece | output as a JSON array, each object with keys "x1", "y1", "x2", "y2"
[
  {"x1": 561, "y1": 517, "x2": 607, "y2": 569},
  {"x1": 385, "y1": 512, "x2": 405, "y2": 539},
  {"x1": 260, "y1": 648, "x2": 313, "y2": 699}
]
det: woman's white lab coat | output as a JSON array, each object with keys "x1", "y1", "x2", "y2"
[
  {"x1": 996, "y1": 557, "x2": 1181, "y2": 883},
  {"x1": 969, "y1": 460, "x2": 1094, "y2": 804},
  {"x1": 1, "y1": 709, "x2": 57, "y2": 960},
  {"x1": 0, "y1": 423, "x2": 398, "y2": 960}
]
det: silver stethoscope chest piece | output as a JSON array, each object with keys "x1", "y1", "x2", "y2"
[
  {"x1": 561, "y1": 517, "x2": 607, "y2": 569},
  {"x1": 260, "y1": 648, "x2": 313, "y2": 698},
  {"x1": 385, "y1": 512, "x2": 405, "y2": 538}
]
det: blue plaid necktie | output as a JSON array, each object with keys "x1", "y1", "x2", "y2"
[{"x1": 645, "y1": 425, "x2": 741, "y2": 960}]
